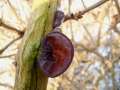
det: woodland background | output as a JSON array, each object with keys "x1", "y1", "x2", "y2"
[{"x1": 0, "y1": 0, "x2": 120, "y2": 90}]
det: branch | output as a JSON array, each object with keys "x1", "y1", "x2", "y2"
[
  {"x1": 14, "y1": 0, "x2": 58, "y2": 90},
  {"x1": 64, "y1": 0, "x2": 109, "y2": 21},
  {"x1": 0, "y1": 35, "x2": 22, "y2": 55},
  {"x1": 110, "y1": 14, "x2": 120, "y2": 35},
  {"x1": 81, "y1": 0, "x2": 87, "y2": 9},
  {"x1": 82, "y1": 24, "x2": 96, "y2": 45},
  {"x1": 113, "y1": 56, "x2": 120, "y2": 63},
  {"x1": 114, "y1": 0, "x2": 120, "y2": 15},
  {"x1": 75, "y1": 43, "x2": 105, "y2": 60},
  {"x1": 0, "y1": 54, "x2": 16, "y2": 58},
  {"x1": 1, "y1": 22, "x2": 24, "y2": 36},
  {"x1": 0, "y1": 83, "x2": 13, "y2": 89},
  {"x1": 7, "y1": 0, "x2": 24, "y2": 24}
]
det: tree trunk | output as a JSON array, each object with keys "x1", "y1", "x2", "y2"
[{"x1": 14, "y1": 0, "x2": 58, "y2": 90}]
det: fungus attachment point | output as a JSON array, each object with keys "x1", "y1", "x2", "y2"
[
  {"x1": 37, "y1": 32, "x2": 74, "y2": 78},
  {"x1": 53, "y1": 10, "x2": 64, "y2": 29}
]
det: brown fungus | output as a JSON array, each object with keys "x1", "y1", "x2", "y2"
[{"x1": 37, "y1": 32, "x2": 74, "y2": 78}]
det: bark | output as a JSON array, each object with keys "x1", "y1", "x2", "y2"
[{"x1": 14, "y1": 0, "x2": 58, "y2": 90}]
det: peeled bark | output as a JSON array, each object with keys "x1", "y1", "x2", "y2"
[{"x1": 14, "y1": 0, "x2": 58, "y2": 90}]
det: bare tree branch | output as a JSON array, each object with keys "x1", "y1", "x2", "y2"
[
  {"x1": 64, "y1": 0, "x2": 109, "y2": 21},
  {"x1": 1, "y1": 22, "x2": 24, "y2": 36},
  {"x1": 7, "y1": 0, "x2": 24, "y2": 23},
  {"x1": 110, "y1": 14, "x2": 120, "y2": 35},
  {"x1": 81, "y1": 0, "x2": 87, "y2": 9},
  {"x1": 0, "y1": 54, "x2": 16, "y2": 58},
  {"x1": 75, "y1": 43, "x2": 105, "y2": 60},
  {"x1": 82, "y1": 24, "x2": 96, "y2": 46},
  {"x1": 68, "y1": 0, "x2": 74, "y2": 41},
  {"x1": 0, "y1": 82, "x2": 13, "y2": 89},
  {"x1": 114, "y1": 0, "x2": 120, "y2": 15},
  {"x1": 0, "y1": 35, "x2": 22, "y2": 55}
]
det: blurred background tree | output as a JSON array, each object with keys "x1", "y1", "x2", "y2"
[{"x1": 0, "y1": 0, "x2": 120, "y2": 90}]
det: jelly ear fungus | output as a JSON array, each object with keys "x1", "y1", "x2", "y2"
[
  {"x1": 37, "y1": 10, "x2": 74, "y2": 78},
  {"x1": 37, "y1": 32, "x2": 74, "y2": 77}
]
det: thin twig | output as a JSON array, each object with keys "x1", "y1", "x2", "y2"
[
  {"x1": 0, "y1": 54, "x2": 16, "y2": 58},
  {"x1": 82, "y1": 24, "x2": 96, "y2": 45},
  {"x1": 96, "y1": 27, "x2": 102, "y2": 47},
  {"x1": 68, "y1": 0, "x2": 74, "y2": 41},
  {"x1": 82, "y1": 0, "x2": 109, "y2": 15},
  {"x1": 0, "y1": 35, "x2": 22, "y2": 54},
  {"x1": 7, "y1": 0, "x2": 24, "y2": 23},
  {"x1": 114, "y1": 0, "x2": 120, "y2": 15},
  {"x1": 1, "y1": 22, "x2": 24, "y2": 36},
  {"x1": 110, "y1": 14, "x2": 120, "y2": 35},
  {"x1": 0, "y1": 1, "x2": 25, "y2": 36},
  {"x1": 64, "y1": 0, "x2": 109, "y2": 21},
  {"x1": 75, "y1": 43, "x2": 105, "y2": 60},
  {"x1": 81, "y1": 0, "x2": 87, "y2": 9},
  {"x1": 113, "y1": 56, "x2": 120, "y2": 63},
  {"x1": 0, "y1": 83, "x2": 13, "y2": 89}
]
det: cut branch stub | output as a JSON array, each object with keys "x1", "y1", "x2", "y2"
[
  {"x1": 53, "y1": 10, "x2": 64, "y2": 29},
  {"x1": 37, "y1": 32, "x2": 74, "y2": 78}
]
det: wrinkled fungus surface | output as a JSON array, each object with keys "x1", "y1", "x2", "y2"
[{"x1": 38, "y1": 32, "x2": 74, "y2": 77}]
